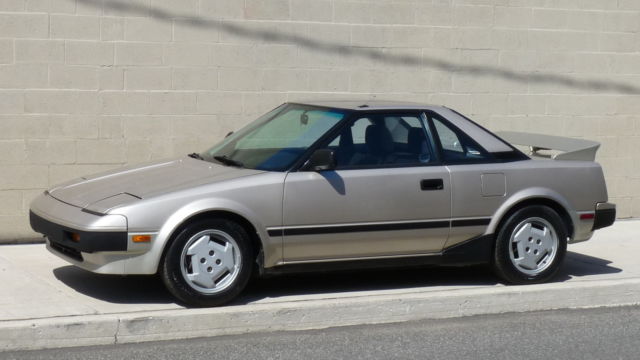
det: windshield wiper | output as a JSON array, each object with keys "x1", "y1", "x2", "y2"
[
  {"x1": 213, "y1": 155, "x2": 244, "y2": 168},
  {"x1": 188, "y1": 152, "x2": 204, "y2": 160}
]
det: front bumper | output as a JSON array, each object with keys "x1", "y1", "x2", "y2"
[
  {"x1": 30, "y1": 211, "x2": 128, "y2": 261},
  {"x1": 29, "y1": 192, "x2": 138, "y2": 273}
]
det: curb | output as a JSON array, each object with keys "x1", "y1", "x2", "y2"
[{"x1": 2, "y1": 277, "x2": 640, "y2": 351}]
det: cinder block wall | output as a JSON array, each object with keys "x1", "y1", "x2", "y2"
[{"x1": 0, "y1": 0, "x2": 638, "y2": 241}]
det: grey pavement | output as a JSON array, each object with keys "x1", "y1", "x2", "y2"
[
  {"x1": 0, "y1": 220, "x2": 639, "y2": 351},
  {"x1": 4, "y1": 305, "x2": 640, "y2": 360}
]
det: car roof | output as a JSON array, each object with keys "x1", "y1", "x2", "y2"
[{"x1": 290, "y1": 99, "x2": 448, "y2": 112}]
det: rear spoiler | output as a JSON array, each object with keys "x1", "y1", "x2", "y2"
[{"x1": 495, "y1": 131, "x2": 600, "y2": 161}]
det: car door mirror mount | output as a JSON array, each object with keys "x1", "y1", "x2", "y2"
[{"x1": 302, "y1": 149, "x2": 336, "y2": 171}]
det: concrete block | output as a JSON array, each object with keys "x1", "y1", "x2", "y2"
[
  {"x1": 0, "y1": 115, "x2": 49, "y2": 139},
  {"x1": 254, "y1": 44, "x2": 298, "y2": 68},
  {"x1": 124, "y1": 68, "x2": 171, "y2": 90},
  {"x1": 0, "y1": 0, "x2": 25, "y2": 11},
  {"x1": 291, "y1": 0, "x2": 332, "y2": 22},
  {"x1": 454, "y1": 5, "x2": 493, "y2": 27},
  {"x1": 351, "y1": 25, "x2": 393, "y2": 48},
  {"x1": 98, "y1": 68, "x2": 124, "y2": 90},
  {"x1": 48, "y1": 115, "x2": 99, "y2": 139},
  {"x1": 602, "y1": 12, "x2": 639, "y2": 33},
  {"x1": 371, "y1": 2, "x2": 415, "y2": 25},
  {"x1": 76, "y1": 140, "x2": 126, "y2": 164},
  {"x1": 0, "y1": 91, "x2": 24, "y2": 114},
  {"x1": 148, "y1": 92, "x2": 197, "y2": 115},
  {"x1": 566, "y1": 10, "x2": 603, "y2": 31},
  {"x1": 610, "y1": 54, "x2": 640, "y2": 74},
  {"x1": 0, "y1": 191, "x2": 23, "y2": 216},
  {"x1": 0, "y1": 13, "x2": 48, "y2": 38},
  {"x1": 0, "y1": 64, "x2": 48, "y2": 89},
  {"x1": 115, "y1": 42, "x2": 164, "y2": 66},
  {"x1": 122, "y1": 116, "x2": 173, "y2": 139},
  {"x1": 491, "y1": 29, "x2": 528, "y2": 50},
  {"x1": 219, "y1": 67, "x2": 262, "y2": 91},
  {"x1": 599, "y1": 32, "x2": 637, "y2": 53},
  {"x1": 471, "y1": 94, "x2": 509, "y2": 116},
  {"x1": 532, "y1": 9, "x2": 568, "y2": 29},
  {"x1": 15, "y1": 40, "x2": 64, "y2": 63},
  {"x1": 124, "y1": 17, "x2": 172, "y2": 42},
  {"x1": 261, "y1": 69, "x2": 309, "y2": 91},
  {"x1": 25, "y1": 91, "x2": 100, "y2": 114},
  {"x1": 173, "y1": 21, "x2": 219, "y2": 43},
  {"x1": 245, "y1": 0, "x2": 290, "y2": 20},
  {"x1": 163, "y1": 43, "x2": 211, "y2": 66},
  {"x1": 100, "y1": 91, "x2": 150, "y2": 115},
  {"x1": 155, "y1": 0, "x2": 198, "y2": 17},
  {"x1": 390, "y1": 27, "x2": 432, "y2": 48},
  {"x1": 307, "y1": 70, "x2": 350, "y2": 92},
  {"x1": 494, "y1": 6, "x2": 532, "y2": 29},
  {"x1": 100, "y1": 17, "x2": 124, "y2": 41},
  {"x1": 172, "y1": 68, "x2": 218, "y2": 90},
  {"x1": 26, "y1": 0, "x2": 75, "y2": 13},
  {"x1": 333, "y1": 1, "x2": 372, "y2": 24},
  {"x1": 200, "y1": 0, "x2": 245, "y2": 19},
  {"x1": 415, "y1": 3, "x2": 453, "y2": 26},
  {"x1": 25, "y1": 139, "x2": 76, "y2": 165},
  {"x1": 308, "y1": 23, "x2": 351, "y2": 45},
  {"x1": 51, "y1": 15, "x2": 100, "y2": 40},
  {"x1": 66, "y1": 41, "x2": 114, "y2": 65},
  {"x1": 196, "y1": 92, "x2": 243, "y2": 115},
  {"x1": 99, "y1": 116, "x2": 123, "y2": 139},
  {"x1": 0, "y1": 140, "x2": 26, "y2": 165},
  {"x1": 102, "y1": 0, "x2": 148, "y2": 16},
  {"x1": 0, "y1": 39, "x2": 11, "y2": 65},
  {"x1": 0, "y1": 165, "x2": 49, "y2": 189},
  {"x1": 48, "y1": 65, "x2": 99, "y2": 90},
  {"x1": 451, "y1": 28, "x2": 492, "y2": 49},
  {"x1": 507, "y1": 95, "x2": 547, "y2": 115}
]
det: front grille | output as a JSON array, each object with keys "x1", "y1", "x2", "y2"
[{"x1": 49, "y1": 240, "x2": 83, "y2": 262}]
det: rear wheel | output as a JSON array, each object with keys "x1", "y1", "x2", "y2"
[
  {"x1": 493, "y1": 205, "x2": 567, "y2": 284},
  {"x1": 161, "y1": 219, "x2": 253, "y2": 307}
]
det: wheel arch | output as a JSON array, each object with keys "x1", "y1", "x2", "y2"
[
  {"x1": 487, "y1": 190, "x2": 575, "y2": 241},
  {"x1": 156, "y1": 206, "x2": 270, "y2": 274}
]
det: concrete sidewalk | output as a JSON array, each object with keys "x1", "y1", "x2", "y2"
[{"x1": 1, "y1": 220, "x2": 639, "y2": 351}]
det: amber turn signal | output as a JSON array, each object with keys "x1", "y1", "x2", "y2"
[
  {"x1": 70, "y1": 232, "x2": 81, "y2": 242},
  {"x1": 132, "y1": 235, "x2": 152, "y2": 243}
]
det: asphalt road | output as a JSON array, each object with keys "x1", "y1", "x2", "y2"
[{"x1": 3, "y1": 305, "x2": 639, "y2": 360}]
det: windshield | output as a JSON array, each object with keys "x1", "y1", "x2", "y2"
[{"x1": 202, "y1": 104, "x2": 347, "y2": 171}]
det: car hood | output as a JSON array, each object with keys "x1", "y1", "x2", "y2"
[{"x1": 48, "y1": 157, "x2": 264, "y2": 212}]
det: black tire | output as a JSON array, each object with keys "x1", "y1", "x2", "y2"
[
  {"x1": 493, "y1": 205, "x2": 567, "y2": 284},
  {"x1": 161, "y1": 219, "x2": 253, "y2": 307}
]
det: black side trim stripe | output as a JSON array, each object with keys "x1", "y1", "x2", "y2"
[
  {"x1": 267, "y1": 218, "x2": 490, "y2": 237},
  {"x1": 451, "y1": 218, "x2": 491, "y2": 227}
]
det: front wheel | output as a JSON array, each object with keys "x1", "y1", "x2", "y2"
[
  {"x1": 493, "y1": 205, "x2": 567, "y2": 284},
  {"x1": 160, "y1": 219, "x2": 253, "y2": 307}
]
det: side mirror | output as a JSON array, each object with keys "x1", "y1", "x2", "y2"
[{"x1": 302, "y1": 149, "x2": 336, "y2": 172}]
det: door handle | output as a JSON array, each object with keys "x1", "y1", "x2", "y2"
[{"x1": 420, "y1": 178, "x2": 444, "y2": 191}]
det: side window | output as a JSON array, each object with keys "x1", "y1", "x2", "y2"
[
  {"x1": 326, "y1": 115, "x2": 435, "y2": 168},
  {"x1": 431, "y1": 117, "x2": 488, "y2": 162}
]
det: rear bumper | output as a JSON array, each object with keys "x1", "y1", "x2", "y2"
[{"x1": 593, "y1": 202, "x2": 616, "y2": 231}]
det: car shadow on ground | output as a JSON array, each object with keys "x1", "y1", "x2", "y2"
[{"x1": 52, "y1": 251, "x2": 623, "y2": 307}]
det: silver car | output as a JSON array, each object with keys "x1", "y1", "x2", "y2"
[{"x1": 30, "y1": 100, "x2": 616, "y2": 306}]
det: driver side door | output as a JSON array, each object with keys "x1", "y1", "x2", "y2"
[{"x1": 280, "y1": 112, "x2": 452, "y2": 262}]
